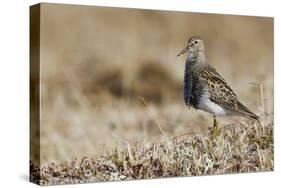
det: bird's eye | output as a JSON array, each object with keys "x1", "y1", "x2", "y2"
[{"x1": 194, "y1": 41, "x2": 198, "y2": 44}]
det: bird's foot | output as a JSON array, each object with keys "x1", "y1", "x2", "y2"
[{"x1": 208, "y1": 122, "x2": 221, "y2": 138}]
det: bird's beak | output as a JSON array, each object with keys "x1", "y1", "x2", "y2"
[{"x1": 177, "y1": 47, "x2": 189, "y2": 57}]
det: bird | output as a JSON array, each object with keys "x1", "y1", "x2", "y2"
[{"x1": 177, "y1": 36, "x2": 259, "y2": 128}]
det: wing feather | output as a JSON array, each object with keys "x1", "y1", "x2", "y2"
[{"x1": 199, "y1": 64, "x2": 258, "y2": 120}]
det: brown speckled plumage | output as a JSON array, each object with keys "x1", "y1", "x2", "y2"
[{"x1": 177, "y1": 36, "x2": 259, "y2": 122}]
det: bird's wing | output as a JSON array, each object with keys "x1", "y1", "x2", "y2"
[{"x1": 200, "y1": 65, "x2": 258, "y2": 120}]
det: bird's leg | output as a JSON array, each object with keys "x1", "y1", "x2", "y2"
[
  {"x1": 213, "y1": 115, "x2": 217, "y2": 128},
  {"x1": 211, "y1": 115, "x2": 220, "y2": 137}
]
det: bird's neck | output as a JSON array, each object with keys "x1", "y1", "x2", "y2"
[
  {"x1": 186, "y1": 50, "x2": 206, "y2": 66},
  {"x1": 197, "y1": 51, "x2": 206, "y2": 64},
  {"x1": 185, "y1": 51, "x2": 206, "y2": 80}
]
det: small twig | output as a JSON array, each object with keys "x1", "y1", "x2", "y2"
[
  {"x1": 141, "y1": 120, "x2": 147, "y2": 148},
  {"x1": 256, "y1": 144, "x2": 265, "y2": 171},
  {"x1": 139, "y1": 97, "x2": 169, "y2": 141},
  {"x1": 259, "y1": 84, "x2": 265, "y2": 115},
  {"x1": 259, "y1": 83, "x2": 267, "y2": 128},
  {"x1": 248, "y1": 82, "x2": 267, "y2": 126},
  {"x1": 248, "y1": 82, "x2": 265, "y2": 113},
  {"x1": 112, "y1": 134, "x2": 133, "y2": 160}
]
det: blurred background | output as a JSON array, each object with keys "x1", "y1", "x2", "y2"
[{"x1": 37, "y1": 3, "x2": 273, "y2": 164}]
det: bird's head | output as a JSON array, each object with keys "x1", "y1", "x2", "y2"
[{"x1": 177, "y1": 36, "x2": 205, "y2": 58}]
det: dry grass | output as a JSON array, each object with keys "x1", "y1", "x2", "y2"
[{"x1": 30, "y1": 116, "x2": 273, "y2": 185}]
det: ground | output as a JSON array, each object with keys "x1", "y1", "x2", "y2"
[{"x1": 30, "y1": 117, "x2": 273, "y2": 185}]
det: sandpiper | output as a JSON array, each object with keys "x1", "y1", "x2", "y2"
[{"x1": 177, "y1": 36, "x2": 259, "y2": 128}]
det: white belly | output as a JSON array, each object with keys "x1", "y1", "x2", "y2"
[{"x1": 197, "y1": 94, "x2": 228, "y2": 116}]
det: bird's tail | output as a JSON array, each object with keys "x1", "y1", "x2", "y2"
[
  {"x1": 237, "y1": 102, "x2": 260, "y2": 123},
  {"x1": 247, "y1": 112, "x2": 260, "y2": 124}
]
